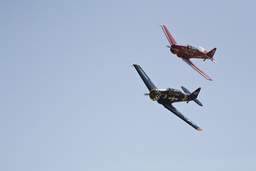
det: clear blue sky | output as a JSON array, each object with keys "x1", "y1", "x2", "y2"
[{"x1": 1, "y1": 0, "x2": 256, "y2": 170}]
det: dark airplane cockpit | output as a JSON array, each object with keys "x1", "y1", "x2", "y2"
[{"x1": 166, "y1": 88, "x2": 183, "y2": 96}]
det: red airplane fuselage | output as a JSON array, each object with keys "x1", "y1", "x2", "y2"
[{"x1": 171, "y1": 44, "x2": 208, "y2": 60}]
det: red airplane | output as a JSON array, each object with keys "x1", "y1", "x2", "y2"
[{"x1": 160, "y1": 24, "x2": 217, "y2": 81}]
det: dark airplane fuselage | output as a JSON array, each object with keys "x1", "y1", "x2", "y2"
[{"x1": 149, "y1": 89, "x2": 189, "y2": 104}]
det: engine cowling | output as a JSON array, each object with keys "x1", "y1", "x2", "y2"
[
  {"x1": 149, "y1": 89, "x2": 160, "y2": 101},
  {"x1": 170, "y1": 45, "x2": 178, "y2": 53}
]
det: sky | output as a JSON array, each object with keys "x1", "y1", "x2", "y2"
[{"x1": 1, "y1": 0, "x2": 256, "y2": 170}]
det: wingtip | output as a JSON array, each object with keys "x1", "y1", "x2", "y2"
[
  {"x1": 160, "y1": 24, "x2": 165, "y2": 28},
  {"x1": 133, "y1": 63, "x2": 138, "y2": 66},
  {"x1": 197, "y1": 128, "x2": 203, "y2": 131},
  {"x1": 204, "y1": 74, "x2": 213, "y2": 81},
  {"x1": 206, "y1": 77, "x2": 213, "y2": 81}
]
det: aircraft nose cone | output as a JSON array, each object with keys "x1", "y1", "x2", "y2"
[{"x1": 149, "y1": 89, "x2": 159, "y2": 101}]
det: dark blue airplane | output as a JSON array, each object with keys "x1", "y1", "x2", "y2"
[{"x1": 133, "y1": 63, "x2": 203, "y2": 131}]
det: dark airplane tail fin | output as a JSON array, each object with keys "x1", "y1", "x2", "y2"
[
  {"x1": 189, "y1": 87, "x2": 203, "y2": 106},
  {"x1": 182, "y1": 86, "x2": 203, "y2": 106},
  {"x1": 189, "y1": 87, "x2": 201, "y2": 99}
]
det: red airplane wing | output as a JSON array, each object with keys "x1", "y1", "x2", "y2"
[
  {"x1": 182, "y1": 58, "x2": 212, "y2": 81},
  {"x1": 160, "y1": 24, "x2": 177, "y2": 45}
]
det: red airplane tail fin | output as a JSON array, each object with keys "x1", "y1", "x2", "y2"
[
  {"x1": 206, "y1": 48, "x2": 217, "y2": 63},
  {"x1": 206, "y1": 48, "x2": 217, "y2": 58}
]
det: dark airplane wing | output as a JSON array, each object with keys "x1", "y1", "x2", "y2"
[
  {"x1": 133, "y1": 63, "x2": 157, "y2": 91},
  {"x1": 162, "y1": 103, "x2": 202, "y2": 131}
]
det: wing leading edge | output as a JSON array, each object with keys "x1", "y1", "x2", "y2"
[
  {"x1": 133, "y1": 64, "x2": 157, "y2": 91},
  {"x1": 182, "y1": 58, "x2": 212, "y2": 81},
  {"x1": 160, "y1": 24, "x2": 177, "y2": 45},
  {"x1": 163, "y1": 103, "x2": 202, "y2": 131}
]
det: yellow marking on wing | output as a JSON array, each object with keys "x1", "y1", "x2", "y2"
[{"x1": 197, "y1": 128, "x2": 202, "y2": 131}]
